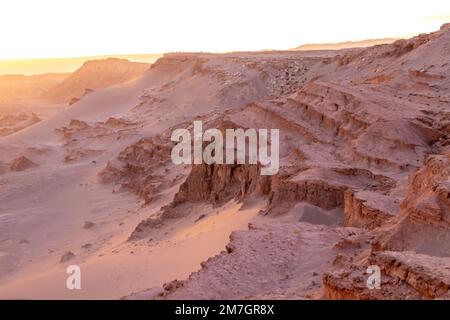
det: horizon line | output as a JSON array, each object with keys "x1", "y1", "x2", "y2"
[{"x1": 0, "y1": 32, "x2": 419, "y2": 62}]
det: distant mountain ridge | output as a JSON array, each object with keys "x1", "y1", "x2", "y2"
[
  {"x1": 0, "y1": 54, "x2": 161, "y2": 76},
  {"x1": 0, "y1": 58, "x2": 151, "y2": 104},
  {"x1": 0, "y1": 73, "x2": 69, "y2": 102},
  {"x1": 294, "y1": 38, "x2": 400, "y2": 51},
  {"x1": 43, "y1": 58, "x2": 150, "y2": 102}
]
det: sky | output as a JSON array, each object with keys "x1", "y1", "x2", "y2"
[{"x1": 1, "y1": 0, "x2": 450, "y2": 59}]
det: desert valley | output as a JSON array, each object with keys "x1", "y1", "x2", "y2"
[{"x1": 0, "y1": 24, "x2": 449, "y2": 300}]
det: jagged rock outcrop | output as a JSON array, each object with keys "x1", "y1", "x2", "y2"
[
  {"x1": 172, "y1": 163, "x2": 268, "y2": 206},
  {"x1": 98, "y1": 137, "x2": 172, "y2": 203},
  {"x1": 59, "y1": 251, "x2": 75, "y2": 263},
  {"x1": 344, "y1": 190, "x2": 399, "y2": 229},
  {"x1": 370, "y1": 251, "x2": 450, "y2": 299},
  {"x1": 266, "y1": 174, "x2": 347, "y2": 213},
  {"x1": 10, "y1": 156, "x2": 38, "y2": 171},
  {"x1": 0, "y1": 112, "x2": 41, "y2": 137},
  {"x1": 324, "y1": 152, "x2": 450, "y2": 299},
  {"x1": 264, "y1": 167, "x2": 396, "y2": 215},
  {"x1": 323, "y1": 255, "x2": 422, "y2": 300},
  {"x1": 63, "y1": 148, "x2": 102, "y2": 164},
  {"x1": 128, "y1": 162, "x2": 269, "y2": 240},
  {"x1": 400, "y1": 153, "x2": 450, "y2": 228},
  {"x1": 373, "y1": 152, "x2": 450, "y2": 256},
  {"x1": 54, "y1": 117, "x2": 138, "y2": 165},
  {"x1": 322, "y1": 250, "x2": 450, "y2": 299}
]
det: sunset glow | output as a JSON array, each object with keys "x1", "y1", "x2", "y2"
[{"x1": 1, "y1": 0, "x2": 449, "y2": 60}]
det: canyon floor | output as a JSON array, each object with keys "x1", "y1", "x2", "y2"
[{"x1": 0, "y1": 25, "x2": 449, "y2": 299}]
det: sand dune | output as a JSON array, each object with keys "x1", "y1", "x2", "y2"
[{"x1": 0, "y1": 201, "x2": 261, "y2": 299}]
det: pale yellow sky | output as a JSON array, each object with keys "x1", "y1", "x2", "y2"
[{"x1": 1, "y1": 0, "x2": 450, "y2": 59}]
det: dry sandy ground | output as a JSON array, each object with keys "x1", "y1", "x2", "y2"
[{"x1": 0, "y1": 199, "x2": 261, "y2": 299}]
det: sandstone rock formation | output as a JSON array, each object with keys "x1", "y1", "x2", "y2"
[
  {"x1": 373, "y1": 152, "x2": 450, "y2": 256},
  {"x1": 98, "y1": 136, "x2": 173, "y2": 203},
  {"x1": 344, "y1": 190, "x2": 399, "y2": 229}
]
